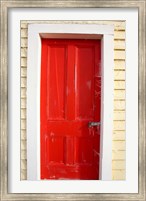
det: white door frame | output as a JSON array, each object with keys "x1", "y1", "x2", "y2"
[{"x1": 27, "y1": 23, "x2": 114, "y2": 181}]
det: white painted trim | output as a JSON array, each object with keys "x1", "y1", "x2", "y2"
[
  {"x1": 99, "y1": 35, "x2": 114, "y2": 180},
  {"x1": 27, "y1": 27, "x2": 41, "y2": 180},
  {"x1": 27, "y1": 23, "x2": 114, "y2": 180}
]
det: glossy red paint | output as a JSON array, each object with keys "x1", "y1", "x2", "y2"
[{"x1": 40, "y1": 39, "x2": 101, "y2": 180}]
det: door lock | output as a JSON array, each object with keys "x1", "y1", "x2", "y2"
[{"x1": 88, "y1": 121, "x2": 100, "y2": 128}]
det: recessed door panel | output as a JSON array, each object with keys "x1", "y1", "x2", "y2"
[
  {"x1": 47, "y1": 46, "x2": 66, "y2": 120},
  {"x1": 75, "y1": 46, "x2": 94, "y2": 120}
]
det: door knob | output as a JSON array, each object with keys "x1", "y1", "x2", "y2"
[{"x1": 88, "y1": 121, "x2": 100, "y2": 128}]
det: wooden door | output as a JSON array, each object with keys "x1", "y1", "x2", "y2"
[{"x1": 40, "y1": 39, "x2": 101, "y2": 180}]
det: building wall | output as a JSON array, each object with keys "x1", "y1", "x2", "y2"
[{"x1": 20, "y1": 21, "x2": 126, "y2": 180}]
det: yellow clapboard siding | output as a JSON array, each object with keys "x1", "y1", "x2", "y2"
[
  {"x1": 114, "y1": 50, "x2": 125, "y2": 60},
  {"x1": 114, "y1": 81, "x2": 125, "y2": 89},
  {"x1": 114, "y1": 40, "x2": 125, "y2": 50},
  {"x1": 21, "y1": 119, "x2": 26, "y2": 130},
  {"x1": 112, "y1": 170, "x2": 125, "y2": 180},
  {"x1": 113, "y1": 121, "x2": 125, "y2": 130},
  {"x1": 114, "y1": 90, "x2": 125, "y2": 99},
  {"x1": 114, "y1": 100, "x2": 125, "y2": 110},
  {"x1": 114, "y1": 70, "x2": 125, "y2": 80},
  {"x1": 21, "y1": 38, "x2": 28, "y2": 48},
  {"x1": 21, "y1": 139, "x2": 27, "y2": 150},
  {"x1": 21, "y1": 23, "x2": 28, "y2": 28},
  {"x1": 21, "y1": 58, "x2": 27, "y2": 67},
  {"x1": 112, "y1": 21, "x2": 125, "y2": 30},
  {"x1": 112, "y1": 150, "x2": 125, "y2": 160},
  {"x1": 113, "y1": 131, "x2": 125, "y2": 140},
  {"x1": 21, "y1": 108, "x2": 26, "y2": 119},
  {"x1": 21, "y1": 67, "x2": 27, "y2": 77},
  {"x1": 21, "y1": 98, "x2": 26, "y2": 109},
  {"x1": 21, "y1": 169, "x2": 27, "y2": 180},
  {"x1": 21, "y1": 47, "x2": 27, "y2": 57},
  {"x1": 114, "y1": 111, "x2": 125, "y2": 120},
  {"x1": 114, "y1": 60, "x2": 125, "y2": 70},
  {"x1": 114, "y1": 31, "x2": 125, "y2": 40},
  {"x1": 21, "y1": 28, "x2": 28, "y2": 37},
  {"x1": 21, "y1": 150, "x2": 27, "y2": 159},
  {"x1": 112, "y1": 160, "x2": 125, "y2": 169},
  {"x1": 21, "y1": 88, "x2": 26, "y2": 98},
  {"x1": 21, "y1": 159, "x2": 27, "y2": 169},
  {"x1": 21, "y1": 129, "x2": 26, "y2": 140},
  {"x1": 21, "y1": 77, "x2": 27, "y2": 88},
  {"x1": 112, "y1": 141, "x2": 125, "y2": 151}
]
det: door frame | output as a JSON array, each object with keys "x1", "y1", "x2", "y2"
[{"x1": 27, "y1": 23, "x2": 114, "y2": 181}]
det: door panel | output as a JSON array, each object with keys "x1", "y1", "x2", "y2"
[
  {"x1": 74, "y1": 137, "x2": 93, "y2": 164},
  {"x1": 41, "y1": 39, "x2": 101, "y2": 180},
  {"x1": 47, "y1": 46, "x2": 66, "y2": 120},
  {"x1": 46, "y1": 136, "x2": 64, "y2": 163},
  {"x1": 75, "y1": 46, "x2": 94, "y2": 119}
]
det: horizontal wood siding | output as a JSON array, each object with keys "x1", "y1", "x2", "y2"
[{"x1": 20, "y1": 20, "x2": 126, "y2": 180}]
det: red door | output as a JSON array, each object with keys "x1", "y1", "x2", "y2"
[{"x1": 41, "y1": 39, "x2": 101, "y2": 180}]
